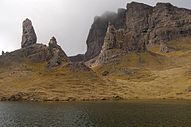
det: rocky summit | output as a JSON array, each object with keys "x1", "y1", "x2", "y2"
[
  {"x1": 1, "y1": 2, "x2": 191, "y2": 101},
  {"x1": 0, "y1": 19, "x2": 69, "y2": 68},
  {"x1": 48, "y1": 37, "x2": 69, "y2": 68},
  {"x1": 21, "y1": 18, "x2": 37, "y2": 48}
]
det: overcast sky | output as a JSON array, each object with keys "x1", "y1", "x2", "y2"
[{"x1": 0, "y1": 0, "x2": 191, "y2": 56}]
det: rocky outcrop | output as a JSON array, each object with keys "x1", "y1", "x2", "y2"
[
  {"x1": 1, "y1": 51, "x2": 4, "y2": 55},
  {"x1": 65, "y1": 62, "x2": 92, "y2": 72},
  {"x1": 160, "y1": 42, "x2": 170, "y2": 53},
  {"x1": 102, "y1": 22, "x2": 117, "y2": 50},
  {"x1": 0, "y1": 19, "x2": 69, "y2": 68},
  {"x1": 0, "y1": 38, "x2": 69, "y2": 67},
  {"x1": 96, "y1": 23, "x2": 125, "y2": 64},
  {"x1": 47, "y1": 37, "x2": 69, "y2": 68},
  {"x1": 148, "y1": 3, "x2": 191, "y2": 44},
  {"x1": 124, "y1": 2, "x2": 152, "y2": 52},
  {"x1": 21, "y1": 18, "x2": 37, "y2": 48},
  {"x1": 0, "y1": 44, "x2": 50, "y2": 65},
  {"x1": 85, "y1": 9, "x2": 126, "y2": 61},
  {"x1": 69, "y1": 54, "x2": 85, "y2": 62},
  {"x1": 85, "y1": 2, "x2": 191, "y2": 62}
]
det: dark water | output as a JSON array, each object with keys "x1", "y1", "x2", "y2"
[{"x1": 0, "y1": 101, "x2": 191, "y2": 127}]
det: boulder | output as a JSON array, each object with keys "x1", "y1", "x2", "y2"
[{"x1": 160, "y1": 42, "x2": 169, "y2": 53}]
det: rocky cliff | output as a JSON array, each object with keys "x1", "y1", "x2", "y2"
[
  {"x1": 84, "y1": 2, "x2": 191, "y2": 62},
  {"x1": 84, "y1": 9, "x2": 126, "y2": 61}
]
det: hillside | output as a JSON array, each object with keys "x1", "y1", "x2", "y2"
[
  {"x1": 0, "y1": 19, "x2": 111, "y2": 101},
  {"x1": 1, "y1": 2, "x2": 191, "y2": 101},
  {"x1": 1, "y1": 37, "x2": 191, "y2": 101},
  {"x1": 0, "y1": 61, "x2": 112, "y2": 101},
  {"x1": 93, "y1": 37, "x2": 191, "y2": 99}
]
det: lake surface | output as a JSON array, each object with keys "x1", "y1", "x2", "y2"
[{"x1": 0, "y1": 100, "x2": 191, "y2": 127}]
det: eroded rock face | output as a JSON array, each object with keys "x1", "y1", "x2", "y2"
[
  {"x1": 85, "y1": 10, "x2": 126, "y2": 61},
  {"x1": 102, "y1": 22, "x2": 116, "y2": 50},
  {"x1": 0, "y1": 44, "x2": 50, "y2": 65},
  {"x1": 21, "y1": 18, "x2": 37, "y2": 48},
  {"x1": 85, "y1": 2, "x2": 191, "y2": 62},
  {"x1": 47, "y1": 37, "x2": 69, "y2": 68},
  {"x1": 148, "y1": 3, "x2": 191, "y2": 45},
  {"x1": 96, "y1": 23, "x2": 125, "y2": 64},
  {"x1": 124, "y1": 2, "x2": 152, "y2": 52},
  {"x1": 69, "y1": 54, "x2": 85, "y2": 62},
  {"x1": 1, "y1": 19, "x2": 69, "y2": 68},
  {"x1": 0, "y1": 37, "x2": 69, "y2": 68}
]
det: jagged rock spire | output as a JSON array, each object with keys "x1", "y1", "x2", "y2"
[
  {"x1": 1, "y1": 51, "x2": 4, "y2": 55},
  {"x1": 21, "y1": 18, "x2": 37, "y2": 48},
  {"x1": 49, "y1": 36, "x2": 57, "y2": 46},
  {"x1": 48, "y1": 37, "x2": 69, "y2": 68},
  {"x1": 102, "y1": 22, "x2": 116, "y2": 50}
]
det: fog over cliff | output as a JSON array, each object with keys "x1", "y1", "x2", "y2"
[{"x1": 0, "y1": 0, "x2": 191, "y2": 56}]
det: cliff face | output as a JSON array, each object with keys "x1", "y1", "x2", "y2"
[
  {"x1": 96, "y1": 23, "x2": 125, "y2": 64},
  {"x1": 84, "y1": 9, "x2": 126, "y2": 61},
  {"x1": 149, "y1": 3, "x2": 191, "y2": 44},
  {"x1": 85, "y1": 2, "x2": 191, "y2": 61}
]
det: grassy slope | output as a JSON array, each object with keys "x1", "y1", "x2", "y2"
[
  {"x1": 0, "y1": 62, "x2": 115, "y2": 101},
  {"x1": 93, "y1": 37, "x2": 191, "y2": 99},
  {"x1": 1, "y1": 37, "x2": 191, "y2": 101}
]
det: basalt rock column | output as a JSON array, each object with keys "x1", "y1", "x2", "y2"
[{"x1": 21, "y1": 18, "x2": 37, "y2": 48}]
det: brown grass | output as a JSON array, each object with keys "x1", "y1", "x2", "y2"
[{"x1": 1, "y1": 37, "x2": 191, "y2": 101}]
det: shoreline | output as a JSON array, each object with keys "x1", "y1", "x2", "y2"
[{"x1": 1, "y1": 96, "x2": 191, "y2": 102}]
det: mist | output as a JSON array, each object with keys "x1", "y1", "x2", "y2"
[{"x1": 0, "y1": 0, "x2": 191, "y2": 56}]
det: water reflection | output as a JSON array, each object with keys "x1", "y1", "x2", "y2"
[{"x1": 0, "y1": 101, "x2": 191, "y2": 127}]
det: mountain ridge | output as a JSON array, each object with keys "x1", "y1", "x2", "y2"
[
  {"x1": 1, "y1": 2, "x2": 191, "y2": 101},
  {"x1": 82, "y1": 2, "x2": 191, "y2": 62}
]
